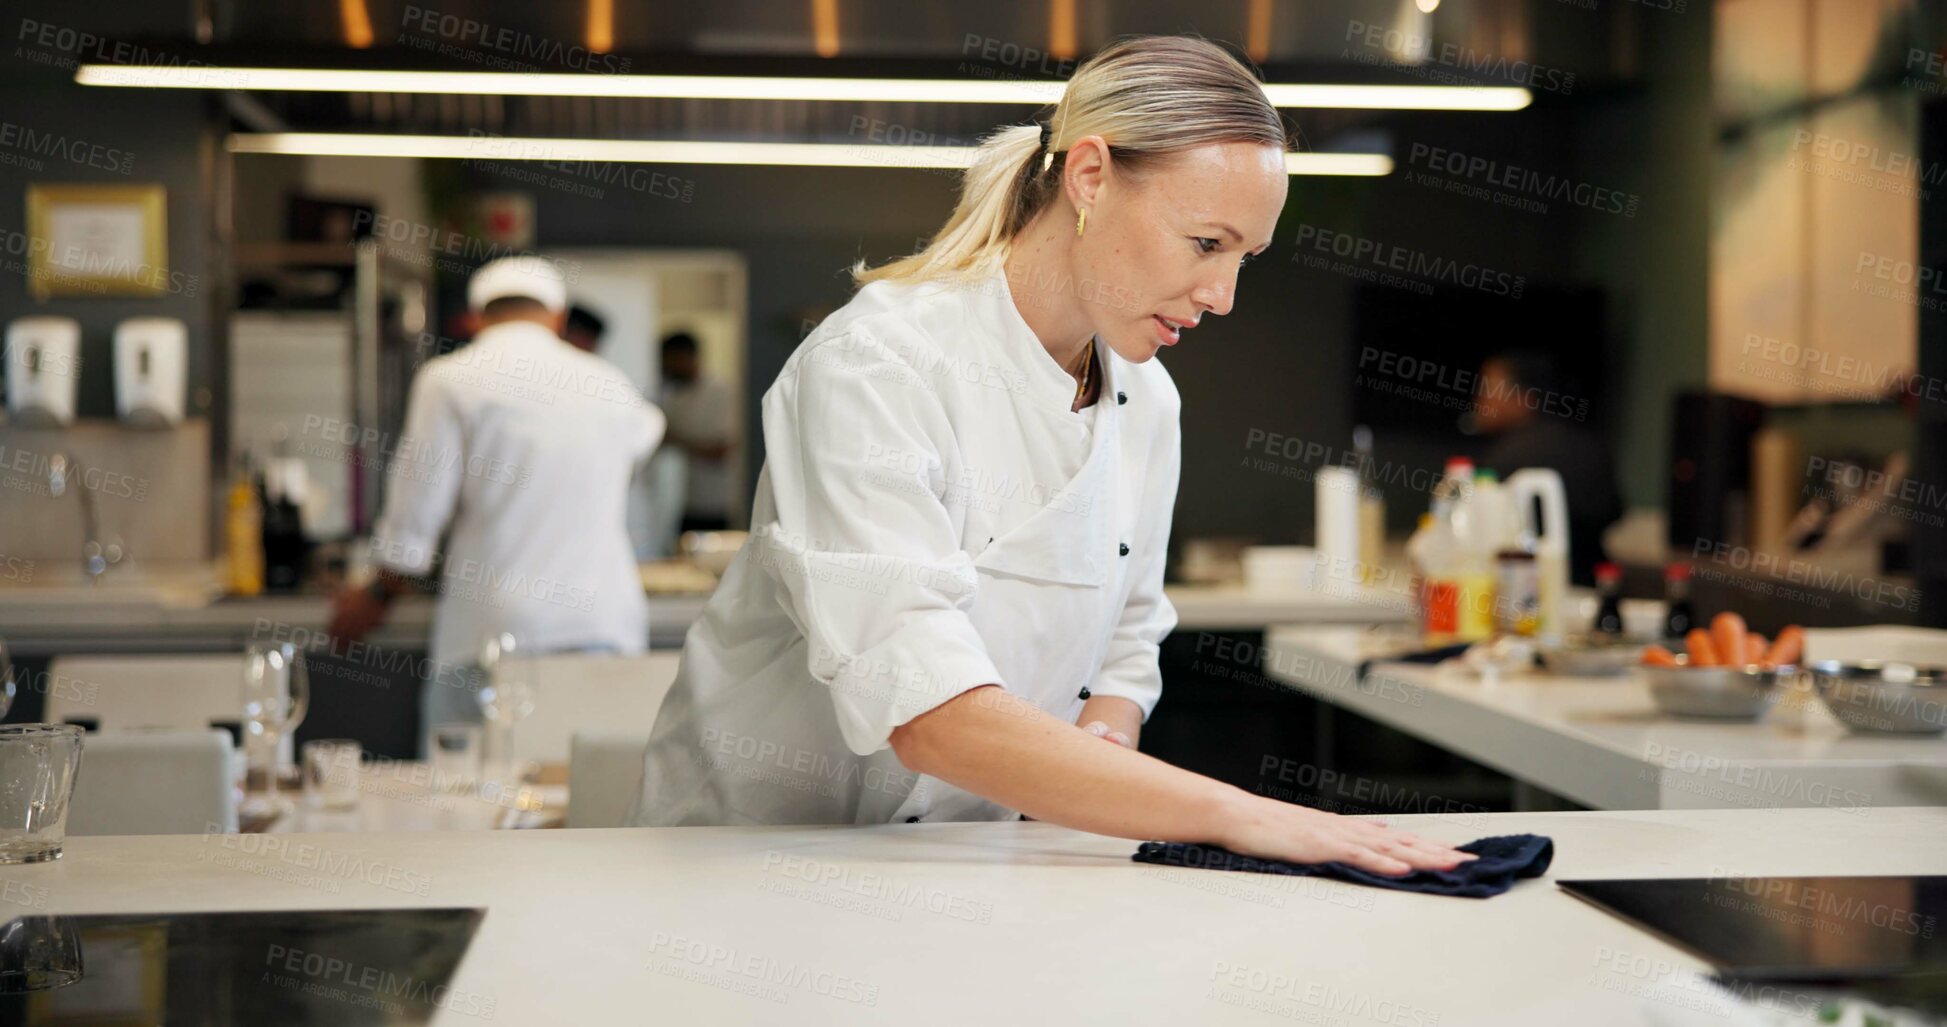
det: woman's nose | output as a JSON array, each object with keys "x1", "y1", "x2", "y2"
[{"x1": 1192, "y1": 275, "x2": 1235, "y2": 317}]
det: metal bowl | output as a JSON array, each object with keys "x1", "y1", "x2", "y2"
[
  {"x1": 1637, "y1": 662, "x2": 1792, "y2": 720},
  {"x1": 1538, "y1": 635, "x2": 1648, "y2": 677},
  {"x1": 1808, "y1": 661, "x2": 1947, "y2": 734}
]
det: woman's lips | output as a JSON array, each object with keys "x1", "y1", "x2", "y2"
[{"x1": 1151, "y1": 315, "x2": 1181, "y2": 346}]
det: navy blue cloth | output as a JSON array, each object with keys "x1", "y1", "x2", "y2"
[{"x1": 1132, "y1": 833, "x2": 1553, "y2": 899}]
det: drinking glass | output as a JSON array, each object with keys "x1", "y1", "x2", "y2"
[
  {"x1": 0, "y1": 637, "x2": 17, "y2": 721},
  {"x1": 426, "y1": 722, "x2": 483, "y2": 792},
  {"x1": 0, "y1": 725, "x2": 83, "y2": 864},
  {"x1": 0, "y1": 916, "x2": 81, "y2": 993},
  {"x1": 239, "y1": 642, "x2": 309, "y2": 821},
  {"x1": 301, "y1": 739, "x2": 362, "y2": 811},
  {"x1": 475, "y1": 633, "x2": 534, "y2": 788}
]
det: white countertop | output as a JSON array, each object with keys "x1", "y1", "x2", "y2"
[
  {"x1": 11, "y1": 808, "x2": 1946, "y2": 1025},
  {"x1": 1264, "y1": 626, "x2": 1947, "y2": 811},
  {"x1": 0, "y1": 564, "x2": 709, "y2": 654},
  {"x1": 1165, "y1": 583, "x2": 1412, "y2": 631}
]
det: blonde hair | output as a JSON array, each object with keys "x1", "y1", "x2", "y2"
[{"x1": 853, "y1": 35, "x2": 1288, "y2": 289}]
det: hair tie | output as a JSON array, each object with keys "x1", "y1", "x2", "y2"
[{"x1": 1038, "y1": 121, "x2": 1054, "y2": 173}]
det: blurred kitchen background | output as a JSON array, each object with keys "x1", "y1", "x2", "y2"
[{"x1": 2, "y1": 0, "x2": 1943, "y2": 806}]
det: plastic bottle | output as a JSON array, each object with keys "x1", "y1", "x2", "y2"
[
  {"x1": 1417, "y1": 458, "x2": 1496, "y2": 644},
  {"x1": 226, "y1": 454, "x2": 264, "y2": 597},
  {"x1": 1408, "y1": 512, "x2": 1458, "y2": 644},
  {"x1": 1352, "y1": 426, "x2": 1386, "y2": 583},
  {"x1": 1443, "y1": 474, "x2": 1499, "y2": 643}
]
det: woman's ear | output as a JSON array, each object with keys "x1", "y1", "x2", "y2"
[{"x1": 1063, "y1": 134, "x2": 1112, "y2": 211}]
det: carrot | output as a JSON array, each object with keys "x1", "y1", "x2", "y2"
[
  {"x1": 1766, "y1": 625, "x2": 1805, "y2": 667},
  {"x1": 1686, "y1": 628, "x2": 1720, "y2": 667},
  {"x1": 1744, "y1": 634, "x2": 1770, "y2": 667},
  {"x1": 1641, "y1": 645, "x2": 1681, "y2": 667},
  {"x1": 1711, "y1": 613, "x2": 1747, "y2": 671}
]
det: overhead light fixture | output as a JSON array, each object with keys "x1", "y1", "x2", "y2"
[
  {"x1": 228, "y1": 132, "x2": 1394, "y2": 175},
  {"x1": 79, "y1": 65, "x2": 1530, "y2": 111}
]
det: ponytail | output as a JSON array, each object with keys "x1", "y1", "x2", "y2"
[{"x1": 853, "y1": 35, "x2": 1287, "y2": 289}]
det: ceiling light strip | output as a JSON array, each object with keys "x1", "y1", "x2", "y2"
[
  {"x1": 80, "y1": 65, "x2": 1529, "y2": 111},
  {"x1": 226, "y1": 132, "x2": 1394, "y2": 175}
]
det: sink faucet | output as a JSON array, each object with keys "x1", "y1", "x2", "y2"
[{"x1": 47, "y1": 453, "x2": 123, "y2": 584}]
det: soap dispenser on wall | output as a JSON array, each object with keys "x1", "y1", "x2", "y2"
[
  {"x1": 4, "y1": 316, "x2": 81, "y2": 427},
  {"x1": 113, "y1": 317, "x2": 187, "y2": 427}
]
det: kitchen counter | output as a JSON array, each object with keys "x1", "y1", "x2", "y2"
[
  {"x1": 1, "y1": 575, "x2": 1401, "y2": 656},
  {"x1": 1263, "y1": 625, "x2": 1947, "y2": 811},
  {"x1": 11, "y1": 807, "x2": 1945, "y2": 1024},
  {"x1": 0, "y1": 563, "x2": 709, "y2": 655},
  {"x1": 1163, "y1": 583, "x2": 1412, "y2": 631}
]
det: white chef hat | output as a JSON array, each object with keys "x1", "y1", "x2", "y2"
[{"x1": 467, "y1": 255, "x2": 568, "y2": 313}]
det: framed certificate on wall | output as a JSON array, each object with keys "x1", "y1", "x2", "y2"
[{"x1": 25, "y1": 183, "x2": 168, "y2": 298}]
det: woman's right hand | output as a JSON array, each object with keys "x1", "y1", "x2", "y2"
[{"x1": 1217, "y1": 793, "x2": 1479, "y2": 877}]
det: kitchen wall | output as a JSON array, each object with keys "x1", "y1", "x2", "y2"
[{"x1": 0, "y1": 0, "x2": 222, "y2": 421}]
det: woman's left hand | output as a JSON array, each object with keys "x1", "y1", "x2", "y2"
[{"x1": 1081, "y1": 720, "x2": 1133, "y2": 748}]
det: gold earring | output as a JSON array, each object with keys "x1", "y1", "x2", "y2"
[{"x1": 1076, "y1": 208, "x2": 1087, "y2": 237}]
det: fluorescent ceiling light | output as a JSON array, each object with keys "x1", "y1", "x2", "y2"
[
  {"x1": 80, "y1": 65, "x2": 1529, "y2": 111},
  {"x1": 228, "y1": 132, "x2": 1393, "y2": 175}
]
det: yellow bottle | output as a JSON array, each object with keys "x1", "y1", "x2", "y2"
[{"x1": 226, "y1": 462, "x2": 264, "y2": 596}]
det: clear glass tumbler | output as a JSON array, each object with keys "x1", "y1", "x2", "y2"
[
  {"x1": 301, "y1": 739, "x2": 363, "y2": 811},
  {"x1": 0, "y1": 725, "x2": 83, "y2": 864}
]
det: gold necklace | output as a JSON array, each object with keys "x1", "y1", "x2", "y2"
[{"x1": 1071, "y1": 342, "x2": 1093, "y2": 407}]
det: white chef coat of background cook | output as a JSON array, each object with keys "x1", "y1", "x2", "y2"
[
  {"x1": 372, "y1": 319, "x2": 667, "y2": 669},
  {"x1": 633, "y1": 265, "x2": 1181, "y2": 826}
]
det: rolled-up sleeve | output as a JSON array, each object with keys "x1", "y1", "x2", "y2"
[
  {"x1": 370, "y1": 365, "x2": 464, "y2": 576},
  {"x1": 755, "y1": 328, "x2": 1004, "y2": 756},
  {"x1": 1085, "y1": 405, "x2": 1181, "y2": 721}
]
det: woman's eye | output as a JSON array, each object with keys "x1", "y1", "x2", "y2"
[{"x1": 1194, "y1": 237, "x2": 1220, "y2": 254}]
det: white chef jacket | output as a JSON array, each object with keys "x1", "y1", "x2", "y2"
[
  {"x1": 632, "y1": 266, "x2": 1181, "y2": 826},
  {"x1": 371, "y1": 320, "x2": 667, "y2": 669}
]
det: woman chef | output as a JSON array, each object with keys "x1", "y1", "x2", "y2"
[{"x1": 632, "y1": 36, "x2": 1475, "y2": 877}]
